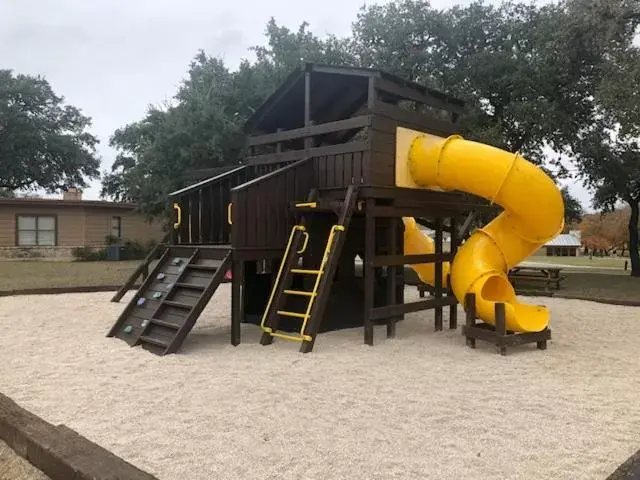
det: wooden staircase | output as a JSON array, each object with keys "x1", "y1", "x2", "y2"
[
  {"x1": 259, "y1": 185, "x2": 359, "y2": 353},
  {"x1": 107, "y1": 245, "x2": 231, "y2": 355}
]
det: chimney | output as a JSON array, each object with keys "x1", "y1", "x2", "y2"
[{"x1": 62, "y1": 187, "x2": 83, "y2": 201}]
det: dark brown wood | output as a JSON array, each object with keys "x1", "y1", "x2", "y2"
[
  {"x1": 434, "y1": 217, "x2": 443, "y2": 331},
  {"x1": 0, "y1": 393, "x2": 157, "y2": 480},
  {"x1": 107, "y1": 248, "x2": 171, "y2": 338},
  {"x1": 231, "y1": 258, "x2": 243, "y2": 346},
  {"x1": 448, "y1": 215, "x2": 458, "y2": 329},
  {"x1": 372, "y1": 252, "x2": 454, "y2": 267},
  {"x1": 386, "y1": 218, "x2": 398, "y2": 338},
  {"x1": 259, "y1": 226, "x2": 310, "y2": 345},
  {"x1": 248, "y1": 116, "x2": 371, "y2": 146},
  {"x1": 300, "y1": 185, "x2": 360, "y2": 353},
  {"x1": 464, "y1": 293, "x2": 477, "y2": 348},
  {"x1": 246, "y1": 141, "x2": 369, "y2": 166},
  {"x1": 462, "y1": 293, "x2": 552, "y2": 355},
  {"x1": 373, "y1": 102, "x2": 458, "y2": 136},
  {"x1": 111, "y1": 233, "x2": 170, "y2": 302},
  {"x1": 369, "y1": 296, "x2": 457, "y2": 321},
  {"x1": 363, "y1": 197, "x2": 375, "y2": 346}
]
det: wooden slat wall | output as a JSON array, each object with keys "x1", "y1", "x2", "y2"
[
  {"x1": 231, "y1": 159, "x2": 315, "y2": 249},
  {"x1": 313, "y1": 150, "x2": 367, "y2": 188},
  {"x1": 368, "y1": 111, "x2": 461, "y2": 187}
]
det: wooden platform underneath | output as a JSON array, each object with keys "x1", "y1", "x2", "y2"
[{"x1": 462, "y1": 293, "x2": 551, "y2": 355}]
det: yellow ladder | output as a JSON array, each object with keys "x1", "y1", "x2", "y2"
[{"x1": 260, "y1": 224, "x2": 345, "y2": 342}]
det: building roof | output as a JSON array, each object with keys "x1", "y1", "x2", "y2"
[
  {"x1": 0, "y1": 198, "x2": 138, "y2": 210},
  {"x1": 544, "y1": 234, "x2": 581, "y2": 247},
  {"x1": 244, "y1": 63, "x2": 466, "y2": 134}
]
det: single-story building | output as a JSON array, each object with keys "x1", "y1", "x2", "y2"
[
  {"x1": 0, "y1": 189, "x2": 164, "y2": 260},
  {"x1": 542, "y1": 232, "x2": 582, "y2": 257}
]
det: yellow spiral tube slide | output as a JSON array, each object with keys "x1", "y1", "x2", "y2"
[{"x1": 397, "y1": 129, "x2": 564, "y2": 332}]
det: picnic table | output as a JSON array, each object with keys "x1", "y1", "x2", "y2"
[{"x1": 508, "y1": 265, "x2": 566, "y2": 292}]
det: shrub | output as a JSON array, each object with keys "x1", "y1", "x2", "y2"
[{"x1": 72, "y1": 246, "x2": 108, "y2": 261}]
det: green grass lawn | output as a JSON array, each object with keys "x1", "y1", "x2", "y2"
[
  {"x1": 523, "y1": 255, "x2": 630, "y2": 270},
  {"x1": 0, "y1": 261, "x2": 141, "y2": 291},
  {"x1": 2, "y1": 259, "x2": 638, "y2": 304},
  {"x1": 554, "y1": 272, "x2": 639, "y2": 302}
]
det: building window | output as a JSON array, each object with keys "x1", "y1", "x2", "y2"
[
  {"x1": 16, "y1": 215, "x2": 56, "y2": 246},
  {"x1": 111, "y1": 216, "x2": 122, "y2": 239}
]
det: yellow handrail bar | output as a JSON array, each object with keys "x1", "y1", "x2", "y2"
[
  {"x1": 260, "y1": 225, "x2": 306, "y2": 333},
  {"x1": 227, "y1": 202, "x2": 232, "y2": 225},
  {"x1": 297, "y1": 224, "x2": 345, "y2": 339},
  {"x1": 173, "y1": 203, "x2": 182, "y2": 230},
  {"x1": 297, "y1": 231, "x2": 310, "y2": 254}
]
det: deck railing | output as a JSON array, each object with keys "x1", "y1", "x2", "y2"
[{"x1": 230, "y1": 158, "x2": 315, "y2": 250}]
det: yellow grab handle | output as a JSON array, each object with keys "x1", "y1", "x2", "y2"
[
  {"x1": 297, "y1": 231, "x2": 310, "y2": 254},
  {"x1": 173, "y1": 203, "x2": 181, "y2": 229},
  {"x1": 227, "y1": 202, "x2": 232, "y2": 225}
]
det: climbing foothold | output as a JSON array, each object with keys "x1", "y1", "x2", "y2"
[
  {"x1": 136, "y1": 297, "x2": 146, "y2": 306},
  {"x1": 152, "y1": 291, "x2": 163, "y2": 299},
  {"x1": 157, "y1": 273, "x2": 166, "y2": 281},
  {"x1": 123, "y1": 325, "x2": 133, "y2": 334},
  {"x1": 141, "y1": 320, "x2": 149, "y2": 328},
  {"x1": 172, "y1": 258, "x2": 182, "y2": 266}
]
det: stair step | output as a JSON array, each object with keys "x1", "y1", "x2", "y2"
[
  {"x1": 283, "y1": 289, "x2": 316, "y2": 297},
  {"x1": 277, "y1": 310, "x2": 308, "y2": 319},
  {"x1": 163, "y1": 300, "x2": 194, "y2": 310},
  {"x1": 150, "y1": 318, "x2": 181, "y2": 329},
  {"x1": 291, "y1": 268, "x2": 322, "y2": 275},
  {"x1": 175, "y1": 282, "x2": 206, "y2": 291},
  {"x1": 139, "y1": 335, "x2": 170, "y2": 348},
  {"x1": 186, "y1": 264, "x2": 218, "y2": 272}
]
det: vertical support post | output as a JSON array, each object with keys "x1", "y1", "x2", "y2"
[
  {"x1": 367, "y1": 76, "x2": 377, "y2": 110},
  {"x1": 231, "y1": 258, "x2": 243, "y2": 346},
  {"x1": 276, "y1": 127, "x2": 283, "y2": 153},
  {"x1": 304, "y1": 72, "x2": 312, "y2": 150},
  {"x1": 434, "y1": 217, "x2": 443, "y2": 331},
  {"x1": 465, "y1": 293, "x2": 476, "y2": 348},
  {"x1": 363, "y1": 198, "x2": 375, "y2": 346},
  {"x1": 495, "y1": 302, "x2": 507, "y2": 356},
  {"x1": 448, "y1": 215, "x2": 458, "y2": 329},
  {"x1": 386, "y1": 217, "x2": 397, "y2": 338},
  {"x1": 395, "y1": 218, "x2": 405, "y2": 323}
]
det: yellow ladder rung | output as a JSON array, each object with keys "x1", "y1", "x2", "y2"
[
  {"x1": 283, "y1": 290, "x2": 316, "y2": 297},
  {"x1": 295, "y1": 202, "x2": 317, "y2": 208},
  {"x1": 277, "y1": 310, "x2": 308, "y2": 319},
  {"x1": 291, "y1": 269, "x2": 322, "y2": 275},
  {"x1": 270, "y1": 332, "x2": 313, "y2": 342}
]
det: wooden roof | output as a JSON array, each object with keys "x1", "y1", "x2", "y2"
[{"x1": 244, "y1": 63, "x2": 465, "y2": 135}]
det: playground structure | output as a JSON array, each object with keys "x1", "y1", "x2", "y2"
[{"x1": 108, "y1": 63, "x2": 562, "y2": 355}]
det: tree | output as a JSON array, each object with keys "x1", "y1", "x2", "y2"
[
  {"x1": 561, "y1": 186, "x2": 584, "y2": 227},
  {"x1": 0, "y1": 70, "x2": 100, "y2": 194},
  {"x1": 102, "y1": 22, "x2": 350, "y2": 216},
  {"x1": 350, "y1": 1, "x2": 597, "y2": 164},
  {"x1": 580, "y1": 208, "x2": 631, "y2": 255},
  {"x1": 565, "y1": 0, "x2": 640, "y2": 275}
]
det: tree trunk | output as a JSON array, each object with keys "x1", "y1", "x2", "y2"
[{"x1": 629, "y1": 200, "x2": 640, "y2": 277}]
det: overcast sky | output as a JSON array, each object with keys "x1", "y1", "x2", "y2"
[{"x1": 0, "y1": 0, "x2": 592, "y2": 208}]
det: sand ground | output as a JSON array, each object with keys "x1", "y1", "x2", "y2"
[{"x1": 0, "y1": 286, "x2": 638, "y2": 480}]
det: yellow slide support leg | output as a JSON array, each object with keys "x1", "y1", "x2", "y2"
[{"x1": 397, "y1": 128, "x2": 564, "y2": 333}]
